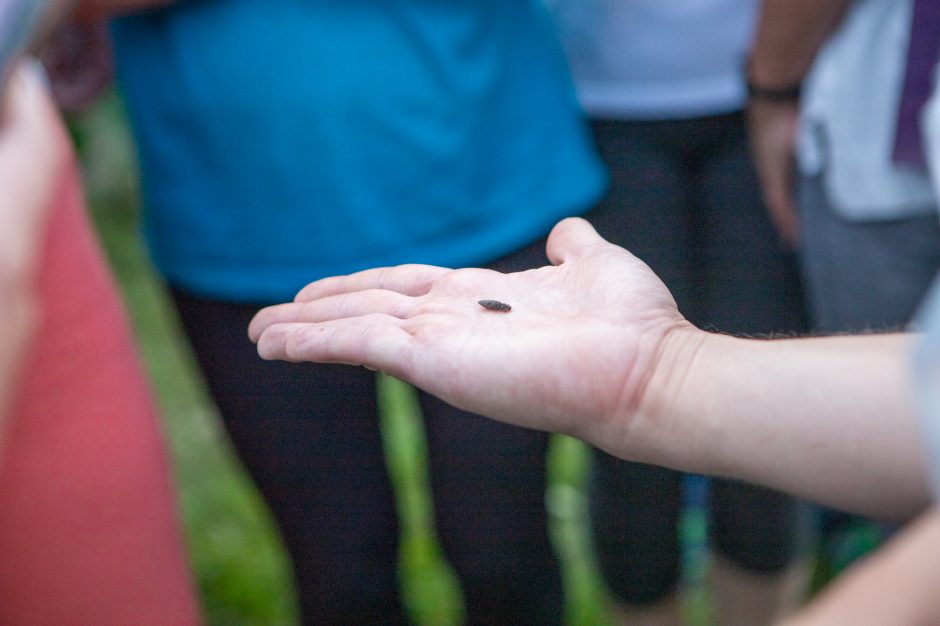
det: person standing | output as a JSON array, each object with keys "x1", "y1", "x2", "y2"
[
  {"x1": 748, "y1": 0, "x2": 940, "y2": 584},
  {"x1": 92, "y1": 0, "x2": 605, "y2": 623},
  {"x1": 549, "y1": 2, "x2": 809, "y2": 623},
  {"x1": 0, "y1": 59, "x2": 200, "y2": 626}
]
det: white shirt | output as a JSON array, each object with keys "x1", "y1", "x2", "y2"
[
  {"x1": 798, "y1": 0, "x2": 936, "y2": 220},
  {"x1": 547, "y1": 0, "x2": 759, "y2": 120}
]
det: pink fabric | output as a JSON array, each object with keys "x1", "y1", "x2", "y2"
[{"x1": 0, "y1": 142, "x2": 201, "y2": 624}]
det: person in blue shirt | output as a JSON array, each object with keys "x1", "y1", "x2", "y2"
[{"x1": 97, "y1": 0, "x2": 606, "y2": 623}]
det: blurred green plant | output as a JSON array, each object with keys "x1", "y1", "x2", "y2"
[{"x1": 75, "y1": 93, "x2": 299, "y2": 625}]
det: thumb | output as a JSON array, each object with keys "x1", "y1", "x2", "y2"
[{"x1": 546, "y1": 217, "x2": 607, "y2": 265}]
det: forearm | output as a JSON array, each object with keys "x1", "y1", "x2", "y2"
[
  {"x1": 630, "y1": 330, "x2": 930, "y2": 519},
  {"x1": 749, "y1": 0, "x2": 852, "y2": 88},
  {"x1": 783, "y1": 508, "x2": 940, "y2": 625},
  {"x1": 247, "y1": 217, "x2": 933, "y2": 517}
]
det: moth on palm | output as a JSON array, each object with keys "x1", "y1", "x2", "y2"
[{"x1": 478, "y1": 300, "x2": 512, "y2": 312}]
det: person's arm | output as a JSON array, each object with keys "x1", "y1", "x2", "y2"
[
  {"x1": 781, "y1": 507, "x2": 940, "y2": 625},
  {"x1": 746, "y1": 0, "x2": 852, "y2": 246},
  {"x1": 749, "y1": 0, "x2": 850, "y2": 89},
  {"x1": 248, "y1": 217, "x2": 931, "y2": 519},
  {"x1": 0, "y1": 61, "x2": 66, "y2": 420},
  {"x1": 646, "y1": 328, "x2": 927, "y2": 519}
]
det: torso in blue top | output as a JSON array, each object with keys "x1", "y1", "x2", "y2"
[{"x1": 111, "y1": 0, "x2": 604, "y2": 302}]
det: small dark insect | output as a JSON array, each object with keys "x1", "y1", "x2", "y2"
[{"x1": 478, "y1": 299, "x2": 512, "y2": 312}]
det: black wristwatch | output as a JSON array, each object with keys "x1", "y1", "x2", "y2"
[
  {"x1": 744, "y1": 59, "x2": 803, "y2": 103},
  {"x1": 746, "y1": 78, "x2": 802, "y2": 103}
]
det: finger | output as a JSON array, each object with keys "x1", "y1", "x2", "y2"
[
  {"x1": 0, "y1": 62, "x2": 64, "y2": 274},
  {"x1": 294, "y1": 264, "x2": 450, "y2": 302},
  {"x1": 4, "y1": 60, "x2": 58, "y2": 140},
  {"x1": 545, "y1": 217, "x2": 607, "y2": 265},
  {"x1": 0, "y1": 61, "x2": 62, "y2": 188},
  {"x1": 256, "y1": 317, "x2": 416, "y2": 379},
  {"x1": 248, "y1": 289, "x2": 417, "y2": 341}
]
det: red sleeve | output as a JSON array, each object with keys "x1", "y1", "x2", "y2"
[{"x1": 0, "y1": 141, "x2": 201, "y2": 624}]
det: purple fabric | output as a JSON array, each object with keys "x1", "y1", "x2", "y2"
[{"x1": 894, "y1": 0, "x2": 940, "y2": 168}]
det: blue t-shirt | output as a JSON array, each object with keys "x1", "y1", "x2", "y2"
[{"x1": 111, "y1": 0, "x2": 605, "y2": 302}]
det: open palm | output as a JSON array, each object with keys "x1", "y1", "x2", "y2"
[{"x1": 250, "y1": 218, "x2": 690, "y2": 446}]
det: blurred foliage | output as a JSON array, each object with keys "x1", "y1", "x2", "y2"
[{"x1": 74, "y1": 92, "x2": 299, "y2": 625}]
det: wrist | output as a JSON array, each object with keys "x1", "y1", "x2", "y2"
[
  {"x1": 604, "y1": 322, "x2": 712, "y2": 467},
  {"x1": 745, "y1": 57, "x2": 803, "y2": 104},
  {"x1": 631, "y1": 327, "x2": 765, "y2": 476},
  {"x1": 746, "y1": 78, "x2": 802, "y2": 104}
]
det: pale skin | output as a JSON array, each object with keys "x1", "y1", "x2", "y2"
[
  {"x1": 746, "y1": 0, "x2": 852, "y2": 246},
  {"x1": 250, "y1": 217, "x2": 939, "y2": 623},
  {"x1": 745, "y1": 4, "x2": 940, "y2": 622},
  {"x1": 0, "y1": 62, "x2": 66, "y2": 424},
  {"x1": 29, "y1": 0, "x2": 935, "y2": 619},
  {"x1": 781, "y1": 507, "x2": 940, "y2": 626},
  {"x1": 250, "y1": 217, "x2": 930, "y2": 519}
]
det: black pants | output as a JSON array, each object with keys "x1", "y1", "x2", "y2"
[
  {"x1": 587, "y1": 113, "x2": 810, "y2": 605},
  {"x1": 170, "y1": 232, "x2": 562, "y2": 625}
]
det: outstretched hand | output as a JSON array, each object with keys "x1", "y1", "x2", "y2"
[
  {"x1": 250, "y1": 218, "x2": 694, "y2": 448},
  {"x1": 250, "y1": 218, "x2": 928, "y2": 515}
]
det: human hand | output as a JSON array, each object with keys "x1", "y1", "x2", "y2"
[
  {"x1": 747, "y1": 98, "x2": 801, "y2": 247},
  {"x1": 250, "y1": 218, "x2": 696, "y2": 451},
  {"x1": 250, "y1": 220, "x2": 928, "y2": 511},
  {"x1": 0, "y1": 60, "x2": 66, "y2": 423},
  {"x1": 0, "y1": 60, "x2": 64, "y2": 288}
]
